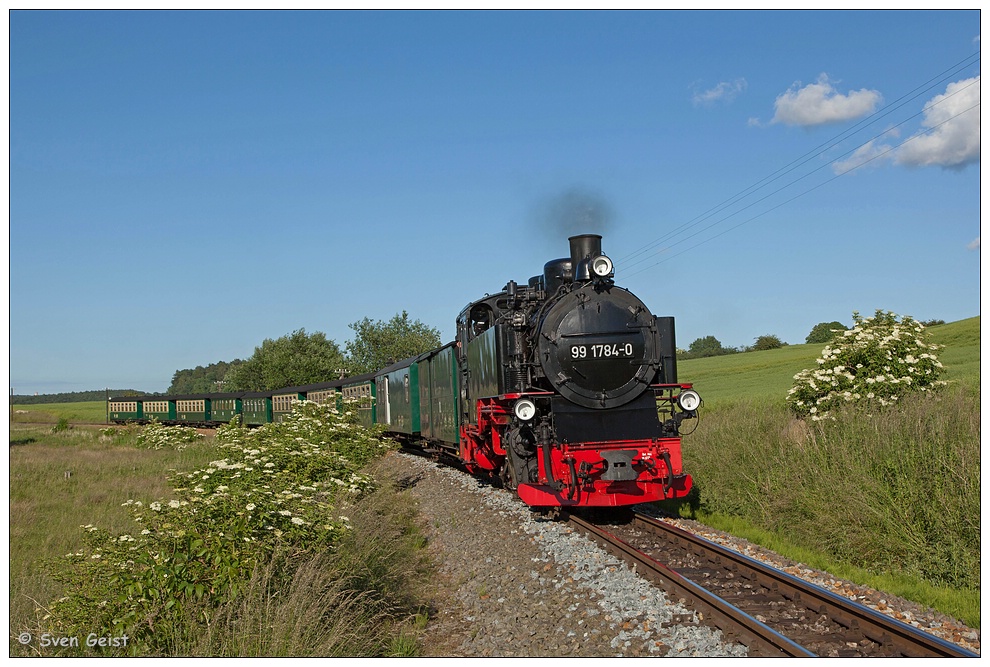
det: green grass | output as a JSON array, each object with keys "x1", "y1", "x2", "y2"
[
  {"x1": 9, "y1": 415, "x2": 432, "y2": 657},
  {"x1": 675, "y1": 510, "x2": 980, "y2": 630},
  {"x1": 666, "y1": 316, "x2": 980, "y2": 628},
  {"x1": 679, "y1": 344, "x2": 821, "y2": 405},
  {"x1": 679, "y1": 315, "x2": 979, "y2": 405},
  {"x1": 11, "y1": 401, "x2": 111, "y2": 424},
  {"x1": 926, "y1": 316, "x2": 980, "y2": 388},
  {"x1": 9, "y1": 424, "x2": 222, "y2": 648}
]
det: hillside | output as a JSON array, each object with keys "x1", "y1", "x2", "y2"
[{"x1": 678, "y1": 316, "x2": 979, "y2": 405}]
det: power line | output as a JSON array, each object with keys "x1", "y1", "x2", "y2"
[
  {"x1": 618, "y1": 100, "x2": 980, "y2": 281},
  {"x1": 618, "y1": 75, "x2": 981, "y2": 276},
  {"x1": 616, "y1": 51, "x2": 981, "y2": 272}
]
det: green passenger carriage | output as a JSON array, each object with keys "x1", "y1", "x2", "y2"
[
  {"x1": 418, "y1": 343, "x2": 459, "y2": 445},
  {"x1": 209, "y1": 393, "x2": 243, "y2": 425},
  {"x1": 340, "y1": 372, "x2": 377, "y2": 428},
  {"x1": 141, "y1": 397, "x2": 175, "y2": 422},
  {"x1": 173, "y1": 395, "x2": 210, "y2": 426},
  {"x1": 108, "y1": 397, "x2": 142, "y2": 423},
  {"x1": 241, "y1": 391, "x2": 273, "y2": 426},
  {"x1": 272, "y1": 387, "x2": 307, "y2": 423},
  {"x1": 303, "y1": 380, "x2": 344, "y2": 408},
  {"x1": 375, "y1": 358, "x2": 421, "y2": 436}
]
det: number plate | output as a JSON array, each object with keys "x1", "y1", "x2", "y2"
[{"x1": 570, "y1": 342, "x2": 635, "y2": 359}]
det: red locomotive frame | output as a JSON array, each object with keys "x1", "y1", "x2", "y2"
[{"x1": 457, "y1": 385, "x2": 694, "y2": 507}]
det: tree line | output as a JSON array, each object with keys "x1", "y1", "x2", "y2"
[
  {"x1": 679, "y1": 318, "x2": 946, "y2": 360},
  {"x1": 168, "y1": 311, "x2": 441, "y2": 393},
  {"x1": 11, "y1": 389, "x2": 146, "y2": 405},
  {"x1": 679, "y1": 321, "x2": 848, "y2": 360}
]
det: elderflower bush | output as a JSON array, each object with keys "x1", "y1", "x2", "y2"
[
  {"x1": 787, "y1": 310, "x2": 946, "y2": 421},
  {"x1": 44, "y1": 400, "x2": 395, "y2": 654},
  {"x1": 134, "y1": 418, "x2": 205, "y2": 450}
]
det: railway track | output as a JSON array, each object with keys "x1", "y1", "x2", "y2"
[{"x1": 569, "y1": 510, "x2": 978, "y2": 658}]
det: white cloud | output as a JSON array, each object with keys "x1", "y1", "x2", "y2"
[
  {"x1": 772, "y1": 74, "x2": 882, "y2": 127},
  {"x1": 831, "y1": 129, "x2": 900, "y2": 174},
  {"x1": 831, "y1": 76, "x2": 981, "y2": 174},
  {"x1": 967, "y1": 237, "x2": 980, "y2": 251},
  {"x1": 692, "y1": 78, "x2": 747, "y2": 107},
  {"x1": 894, "y1": 76, "x2": 980, "y2": 170}
]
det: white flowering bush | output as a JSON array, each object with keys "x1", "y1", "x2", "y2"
[
  {"x1": 787, "y1": 310, "x2": 946, "y2": 421},
  {"x1": 43, "y1": 401, "x2": 396, "y2": 654},
  {"x1": 134, "y1": 418, "x2": 205, "y2": 450}
]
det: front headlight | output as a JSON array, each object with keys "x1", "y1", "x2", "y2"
[
  {"x1": 513, "y1": 398, "x2": 537, "y2": 421},
  {"x1": 677, "y1": 389, "x2": 701, "y2": 411},
  {"x1": 591, "y1": 254, "x2": 613, "y2": 277}
]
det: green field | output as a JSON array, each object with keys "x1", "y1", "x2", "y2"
[
  {"x1": 9, "y1": 316, "x2": 981, "y2": 633},
  {"x1": 9, "y1": 424, "x2": 223, "y2": 653},
  {"x1": 678, "y1": 316, "x2": 979, "y2": 405},
  {"x1": 9, "y1": 412, "x2": 428, "y2": 657},
  {"x1": 667, "y1": 315, "x2": 980, "y2": 628},
  {"x1": 11, "y1": 401, "x2": 110, "y2": 424}
]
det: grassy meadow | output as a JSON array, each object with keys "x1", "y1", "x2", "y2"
[
  {"x1": 678, "y1": 316, "x2": 980, "y2": 405},
  {"x1": 8, "y1": 315, "x2": 980, "y2": 649},
  {"x1": 9, "y1": 425, "x2": 222, "y2": 652},
  {"x1": 10, "y1": 401, "x2": 110, "y2": 424},
  {"x1": 666, "y1": 316, "x2": 980, "y2": 627},
  {"x1": 9, "y1": 412, "x2": 430, "y2": 657}
]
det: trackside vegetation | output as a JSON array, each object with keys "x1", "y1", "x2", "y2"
[
  {"x1": 665, "y1": 315, "x2": 980, "y2": 628},
  {"x1": 786, "y1": 311, "x2": 947, "y2": 421},
  {"x1": 11, "y1": 403, "x2": 432, "y2": 656},
  {"x1": 10, "y1": 315, "x2": 980, "y2": 647}
]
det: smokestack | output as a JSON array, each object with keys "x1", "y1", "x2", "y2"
[{"x1": 569, "y1": 234, "x2": 603, "y2": 281}]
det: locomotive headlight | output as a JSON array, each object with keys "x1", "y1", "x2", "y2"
[
  {"x1": 513, "y1": 398, "x2": 537, "y2": 421},
  {"x1": 591, "y1": 254, "x2": 614, "y2": 277},
  {"x1": 677, "y1": 389, "x2": 702, "y2": 412}
]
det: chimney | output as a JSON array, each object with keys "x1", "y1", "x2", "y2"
[{"x1": 569, "y1": 234, "x2": 603, "y2": 282}]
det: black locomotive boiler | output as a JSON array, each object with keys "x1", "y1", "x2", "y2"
[{"x1": 448, "y1": 234, "x2": 700, "y2": 507}]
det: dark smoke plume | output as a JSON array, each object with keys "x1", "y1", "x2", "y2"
[{"x1": 531, "y1": 187, "x2": 613, "y2": 239}]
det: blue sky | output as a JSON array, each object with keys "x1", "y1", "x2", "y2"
[{"x1": 9, "y1": 9, "x2": 982, "y2": 395}]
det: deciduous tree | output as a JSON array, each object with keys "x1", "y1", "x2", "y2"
[
  {"x1": 687, "y1": 335, "x2": 728, "y2": 358},
  {"x1": 751, "y1": 335, "x2": 786, "y2": 351},
  {"x1": 345, "y1": 311, "x2": 442, "y2": 375},
  {"x1": 223, "y1": 329, "x2": 346, "y2": 391},
  {"x1": 805, "y1": 321, "x2": 848, "y2": 344},
  {"x1": 168, "y1": 360, "x2": 243, "y2": 394}
]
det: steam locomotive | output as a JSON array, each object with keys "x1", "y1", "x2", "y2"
[
  {"x1": 448, "y1": 234, "x2": 698, "y2": 507},
  {"x1": 109, "y1": 234, "x2": 699, "y2": 508}
]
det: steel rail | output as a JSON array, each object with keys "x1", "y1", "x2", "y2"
[
  {"x1": 568, "y1": 514, "x2": 816, "y2": 657},
  {"x1": 630, "y1": 510, "x2": 979, "y2": 658}
]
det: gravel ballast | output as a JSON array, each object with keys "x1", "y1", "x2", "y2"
[
  {"x1": 371, "y1": 450, "x2": 979, "y2": 657},
  {"x1": 375, "y1": 451, "x2": 746, "y2": 657}
]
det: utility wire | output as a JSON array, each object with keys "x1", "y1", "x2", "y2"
[
  {"x1": 619, "y1": 51, "x2": 980, "y2": 265},
  {"x1": 618, "y1": 100, "x2": 980, "y2": 281},
  {"x1": 617, "y1": 51, "x2": 981, "y2": 270},
  {"x1": 617, "y1": 75, "x2": 981, "y2": 276}
]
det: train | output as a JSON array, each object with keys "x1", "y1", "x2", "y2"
[{"x1": 109, "y1": 234, "x2": 701, "y2": 508}]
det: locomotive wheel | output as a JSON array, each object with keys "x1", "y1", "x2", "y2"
[
  {"x1": 500, "y1": 455, "x2": 519, "y2": 491},
  {"x1": 504, "y1": 426, "x2": 541, "y2": 490}
]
